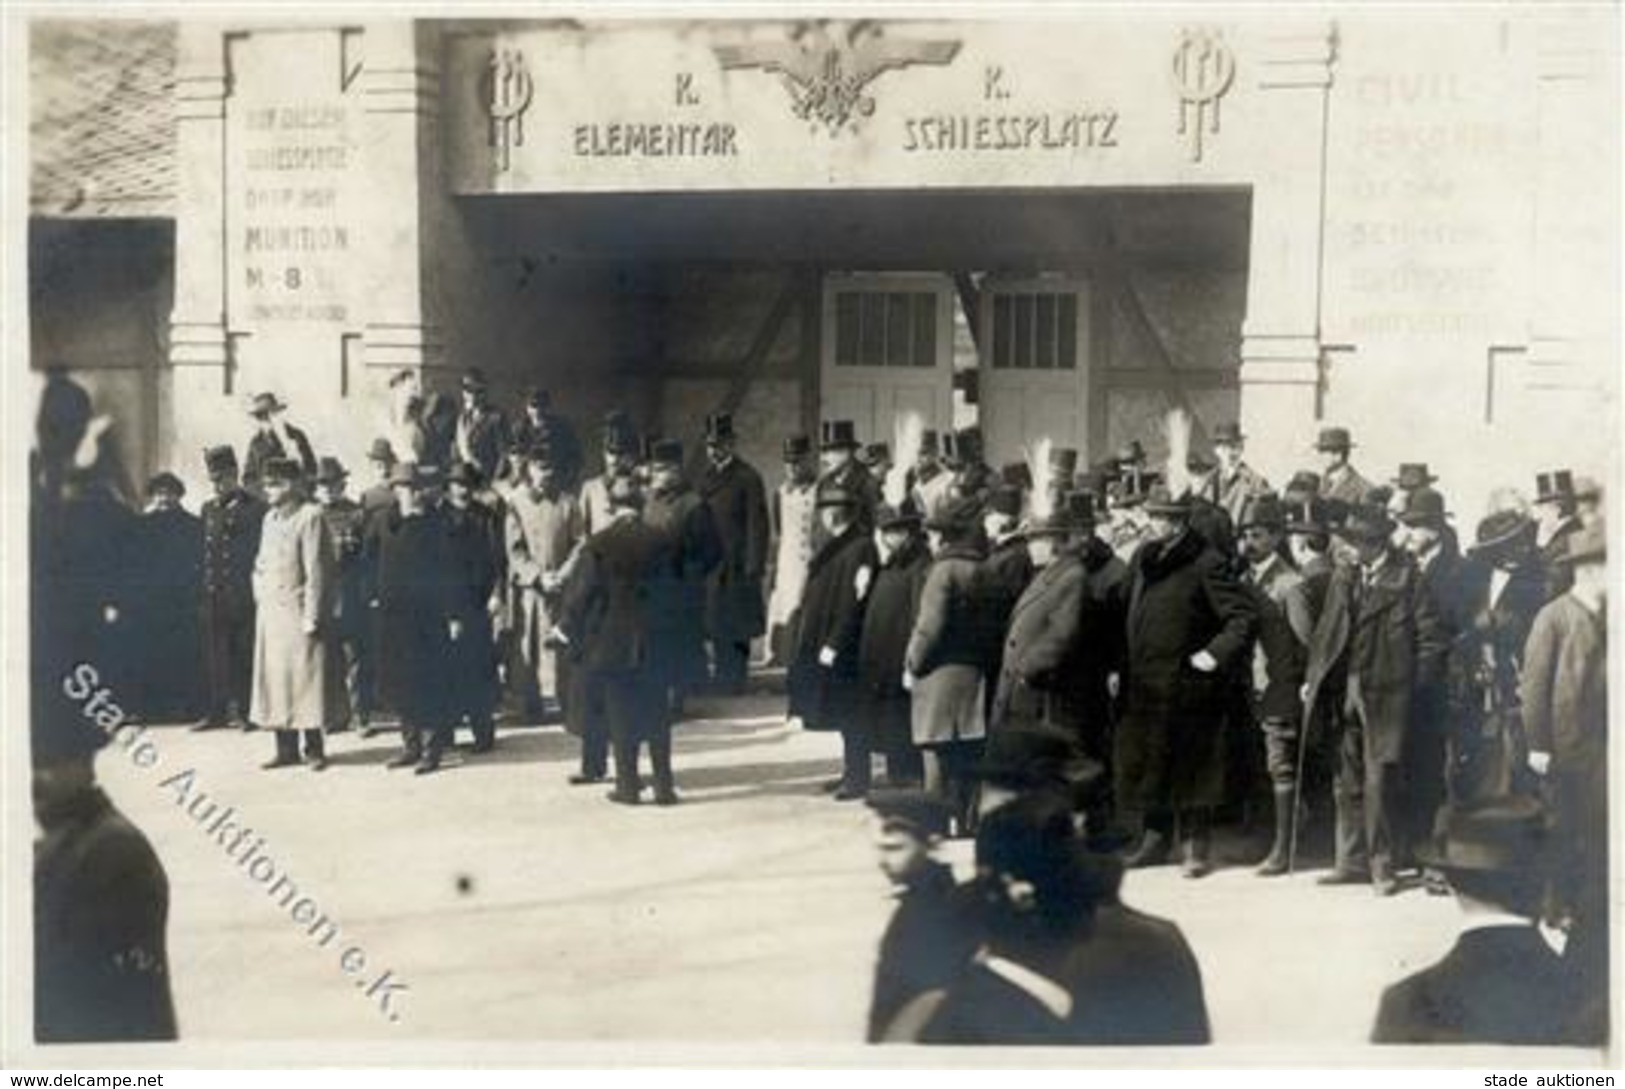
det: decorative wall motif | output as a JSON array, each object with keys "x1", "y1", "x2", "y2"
[
  {"x1": 1171, "y1": 28, "x2": 1235, "y2": 162},
  {"x1": 483, "y1": 47, "x2": 533, "y2": 170}
]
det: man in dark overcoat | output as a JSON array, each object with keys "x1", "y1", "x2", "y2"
[
  {"x1": 1303, "y1": 504, "x2": 1449, "y2": 894},
  {"x1": 242, "y1": 391, "x2": 317, "y2": 495},
  {"x1": 978, "y1": 484, "x2": 1034, "y2": 702},
  {"x1": 699, "y1": 412, "x2": 771, "y2": 694},
  {"x1": 453, "y1": 367, "x2": 511, "y2": 483},
  {"x1": 643, "y1": 438, "x2": 723, "y2": 712},
  {"x1": 854, "y1": 504, "x2": 932, "y2": 793},
  {"x1": 131, "y1": 472, "x2": 203, "y2": 722},
  {"x1": 370, "y1": 464, "x2": 459, "y2": 774},
  {"x1": 194, "y1": 445, "x2": 266, "y2": 732},
  {"x1": 443, "y1": 460, "x2": 505, "y2": 753},
  {"x1": 789, "y1": 487, "x2": 879, "y2": 788},
  {"x1": 559, "y1": 476, "x2": 681, "y2": 805},
  {"x1": 1116, "y1": 486, "x2": 1256, "y2": 879},
  {"x1": 313, "y1": 457, "x2": 368, "y2": 732},
  {"x1": 817, "y1": 419, "x2": 879, "y2": 530}
]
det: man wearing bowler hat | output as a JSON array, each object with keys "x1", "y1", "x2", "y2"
[
  {"x1": 1372, "y1": 797, "x2": 1581, "y2": 1044},
  {"x1": 454, "y1": 367, "x2": 511, "y2": 483},
  {"x1": 1303, "y1": 503, "x2": 1448, "y2": 894},
  {"x1": 1312, "y1": 427, "x2": 1374, "y2": 507},
  {"x1": 1211, "y1": 422, "x2": 1271, "y2": 527},
  {"x1": 243, "y1": 391, "x2": 317, "y2": 496},
  {"x1": 699, "y1": 412, "x2": 771, "y2": 694},
  {"x1": 767, "y1": 433, "x2": 821, "y2": 667},
  {"x1": 195, "y1": 445, "x2": 267, "y2": 733},
  {"x1": 313, "y1": 456, "x2": 370, "y2": 732},
  {"x1": 818, "y1": 419, "x2": 879, "y2": 529}
]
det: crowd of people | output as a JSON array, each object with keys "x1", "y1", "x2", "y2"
[{"x1": 29, "y1": 363, "x2": 1610, "y2": 1047}]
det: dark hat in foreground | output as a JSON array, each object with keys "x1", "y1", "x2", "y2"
[
  {"x1": 859, "y1": 441, "x2": 891, "y2": 468},
  {"x1": 313, "y1": 457, "x2": 349, "y2": 485},
  {"x1": 1468, "y1": 508, "x2": 1536, "y2": 558},
  {"x1": 1284, "y1": 496, "x2": 1332, "y2": 536},
  {"x1": 705, "y1": 412, "x2": 735, "y2": 444},
  {"x1": 782, "y1": 434, "x2": 812, "y2": 461},
  {"x1": 815, "y1": 486, "x2": 861, "y2": 510},
  {"x1": 1335, "y1": 503, "x2": 1395, "y2": 543},
  {"x1": 986, "y1": 485, "x2": 1023, "y2": 519},
  {"x1": 876, "y1": 502, "x2": 922, "y2": 532},
  {"x1": 446, "y1": 460, "x2": 484, "y2": 489},
  {"x1": 866, "y1": 789, "x2": 950, "y2": 839},
  {"x1": 1534, "y1": 470, "x2": 1576, "y2": 507},
  {"x1": 204, "y1": 445, "x2": 238, "y2": 475},
  {"x1": 650, "y1": 438, "x2": 684, "y2": 466},
  {"x1": 953, "y1": 426, "x2": 984, "y2": 456},
  {"x1": 261, "y1": 457, "x2": 303, "y2": 484},
  {"x1": 1142, "y1": 484, "x2": 1193, "y2": 518},
  {"x1": 973, "y1": 724, "x2": 1084, "y2": 791},
  {"x1": 146, "y1": 471, "x2": 185, "y2": 498},
  {"x1": 1212, "y1": 421, "x2": 1246, "y2": 446},
  {"x1": 820, "y1": 419, "x2": 859, "y2": 450},
  {"x1": 1237, "y1": 493, "x2": 1286, "y2": 532},
  {"x1": 1284, "y1": 470, "x2": 1322, "y2": 498},
  {"x1": 460, "y1": 367, "x2": 490, "y2": 392},
  {"x1": 367, "y1": 438, "x2": 397, "y2": 463},
  {"x1": 1418, "y1": 796, "x2": 1546, "y2": 874},
  {"x1": 1314, "y1": 426, "x2": 1355, "y2": 452},
  {"x1": 1391, "y1": 462, "x2": 1438, "y2": 490},
  {"x1": 1554, "y1": 522, "x2": 1606, "y2": 567},
  {"x1": 925, "y1": 494, "x2": 983, "y2": 533},
  {"x1": 1000, "y1": 461, "x2": 1034, "y2": 492},
  {"x1": 1396, "y1": 486, "x2": 1450, "y2": 529}
]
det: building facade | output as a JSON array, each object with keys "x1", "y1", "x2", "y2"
[{"x1": 29, "y1": 11, "x2": 1619, "y2": 510}]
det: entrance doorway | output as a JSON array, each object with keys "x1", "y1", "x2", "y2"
[
  {"x1": 978, "y1": 276, "x2": 1091, "y2": 469},
  {"x1": 819, "y1": 272, "x2": 956, "y2": 447}
]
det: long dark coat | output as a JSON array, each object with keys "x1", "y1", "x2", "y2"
[
  {"x1": 866, "y1": 860, "x2": 979, "y2": 1043},
  {"x1": 1064, "y1": 889, "x2": 1212, "y2": 1045},
  {"x1": 131, "y1": 505, "x2": 204, "y2": 720},
  {"x1": 35, "y1": 788, "x2": 177, "y2": 1042},
  {"x1": 700, "y1": 456, "x2": 771, "y2": 643},
  {"x1": 1115, "y1": 529, "x2": 1255, "y2": 812},
  {"x1": 788, "y1": 525, "x2": 878, "y2": 729},
  {"x1": 992, "y1": 538, "x2": 1127, "y2": 758},
  {"x1": 644, "y1": 484, "x2": 724, "y2": 689},
  {"x1": 1303, "y1": 548, "x2": 1448, "y2": 766},
  {"x1": 369, "y1": 508, "x2": 457, "y2": 722},
  {"x1": 559, "y1": 513, "x2": 671, "y2": 675},
  {"x1": 980, "y1": 537, "x2": 1034, "y2": 686},
  {"x1": 856, "y1": 536, "x2": 931, "y2": 753},
  {"x1": 443, "y1": 500, "x2": 504, "y2": 716}
]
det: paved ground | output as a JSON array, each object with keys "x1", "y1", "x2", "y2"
[{"x1": 95, "y1": 690, "x2": 1499, "y2": 1051}]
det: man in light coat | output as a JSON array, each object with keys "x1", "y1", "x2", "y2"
[
  {"x1": 251, "y1": 458, "x2": 340, "y2": 771},
  {"x1": 504, "y1": 441, "x2": 583, "y2": 722}
]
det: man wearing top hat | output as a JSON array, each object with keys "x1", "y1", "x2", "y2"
[
  {"x1": 948, "y1": 426, "x2": 996, "y2": 509},
  {"x1": 1116, "y1": 485, "x2": 1255, "y2": 879},
  {"x1": 242, "y1": 391, "x2": 317, "y2": 496},
  {"x1": 1234, "y1": 494, "x2": 1314, "y2": 875},
  {"x1": 1313, "y1": 427, "x2": 1375, "y2": 507},
  {"x1": 511, "y1": 387, "x2": 582, "y2": 492},
  {"x1": 504, "y1": 439, "x2": 583, "y2": 723},
  {"x1": 129, "y1": 472, "x2": 204, "y2": 723},
  {"x1": 1532, "y1": 469, "x2": 1583, "y2": 598},
  {"x1": 195, "y1": 445, "x2": 267, "y2": 733},
  {"x1": 909, "y1": 428, "x2": 953, "y2": 518},
  {"x1": 699, "y1": 412, "x2": 771, "y2": 695},
  {"x1": 644, "y1": 437, "x2": 724, "y2": 712},
  {"x1": 789, "y1": 485, "x2": 879, "y2": 797},
  {"x1": 767, "y1": 433, "x2": 821, "y2": 667},
  {"x1": 1371, "y1": 797, "x2": 1582, "y2": 1045},
  {"x1": 444, "y1": 460, "x2": 506, "y2": 753},
  {"x1": 252, "y1": 457, "x2": 341, "y2": 771},
  {"x1": 1211, "y1": 422, "x2": 1271, "y2": 527},
  {"x1": 577, "y1": 410, "x2": 640, "y2": 540},
  {"x1": 818, "y1": 419, "x2": 880, "y2": 529},
  {"x1": 313, "y1": 456, "x2": 370, "y2": 732},
  {"x1": 1303, "y1": 503, "x2": 1449, "y2": 894},
  {"x1": 1520, "y1": 521, "x2": 1608, "y2": 1040},
  {"x1": 1389, "y1": 463, "x2": 1459, "y2": 556},
  {"x1": 453, "y1": 367, "x2": 511, "y2": 482}
]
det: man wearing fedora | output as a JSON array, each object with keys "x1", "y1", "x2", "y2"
[
  {"x1": 504, "y1": 439, "x2": 583, "y2": 723},
  {"x1": 242, "y1": 391, "x2": 317, "y2": 496},
  {"x1": 1303, "y1": 503, "x2": 1449, "y2": 894},
  {"x1": 195, "y1": 445, "x2": 267, "y2": 733},
  {"x1": 1211, "y1": 422, "x2": 1272, "y2": 527},
  {"x1": 313, "y1": 456, "x2": 370, "y2": 733},
  {"x1": 1521, "y1": 521, "x2": 1608, "y2": 1041},
  {"x1": 1532, "y1": 469, "x2": 1583, "y2": 597},
  {"x1": 1372, "y1": 797, "x2": 1581, "y2": 1044},
  {"x1": 1235, "y1": 495, "x2": 1314, "y2": 876},
  {"x1": 1312, "y1": 427, "x2": 1374, "y2": 507},
  {"x1": 454, "y1": 367, "x2": 511, "y2": 483},
  {"x1": 767, "y1": 433, "x2": 821, "y2": 668},
  {"x1": 817, "y1": 419, "x2": 879, "y2": 529},
  {"x1": 251, "y1": 458, "x2": 341, "y2": 772},
  {"x1": 1116, "y1": 486, "x2": 1256, "y2": 879},
  {"x1": 699, "y1": 412, "x2": 771, "y2": 695},
  {"x1": 444, "y1": 461, "x2": 506, "y2": 754},
  {"x1": 789, "y1": 486, "x2": 879, "y2": 799}
]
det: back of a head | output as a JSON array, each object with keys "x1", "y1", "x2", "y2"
[{"x1": 974, "y1": 794, "x2": 1099, "y2": 949}]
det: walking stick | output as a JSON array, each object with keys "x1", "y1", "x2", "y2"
[{"x1": 1287, "y1": 694, "x2": 1314, "y2": 874}]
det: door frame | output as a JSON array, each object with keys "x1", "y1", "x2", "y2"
[
  {"x1": 977, "y1": 273, "x2": 1092, "y2": 467},
  {"x1": 818, "y1": 271, "x2": 957, "y2": 445}
]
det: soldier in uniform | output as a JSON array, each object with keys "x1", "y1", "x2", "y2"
[
  {"x1": 1211, "y1": 422, "x2": 1272, "y2": 526},
  {"x1": 195, "y1": 445, "x2": 266, "y2": 733},
  {"x1": 313, "y1": 457, "x2": 369, "y2": 732},
  {"x1": 1314, "y1": 427, "x2": 1375, "y2": 506},
  {"x1": 444, "y1": 461, "x2": 505, "y2": 753},
  {"x1": 1304, "y1": 505, "x2": 1449, "y2": 895},
  {"x1": 818, "y1": 419, "x2": 879, "y2": 529},
  {"x1": 242, "y1": 391, "x2": 317, "y2": 495},
  {"x1": 454, "y1": 367, "x2": 512, "y2": 483},
  {"x1": 644, "y1": 438, "x2": 723, "y2": 712},
  {"x1": 1117, "y1": 486, "x2": 1256, "y2": 879},
  {"x1": 504, "y1": 440, "x2": 583, "y2": 722},
  {"x1": 252, "y1": 458, "x2": 340, "y2": 771},
  {"x1": 699, "y1": 413, "x2": 771, "y2": 694},
  {"x1": 131, "y1": 472, "x2": 203, "y2": 722},
  {"x1": 767, "y1": 433, "x2": 820, "y2": 667},
  {"x1": 559, "y1": 476, "x2": 682, "y2": 806},
  {"x1": 1235, "y1": 495, "x2": 1314, "y2": 875},
  {"x1": 372, "y1": 463, "x2": 459, "y2": 773}
]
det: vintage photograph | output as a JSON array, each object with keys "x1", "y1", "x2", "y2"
[{"x1": 9, "y1": 1, "x2": 1620, "y2": 1067}]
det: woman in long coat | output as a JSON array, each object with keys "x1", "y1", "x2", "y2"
[
  {"x1": 251, "y1": 459, "x2": 341, "y2": 769},
  {"x1": 1116, "y1": 491, "x2": 1254, "y2": 876},
  {"x1": 905, "y1": 497, "x2": 993, "y2": 832}
]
